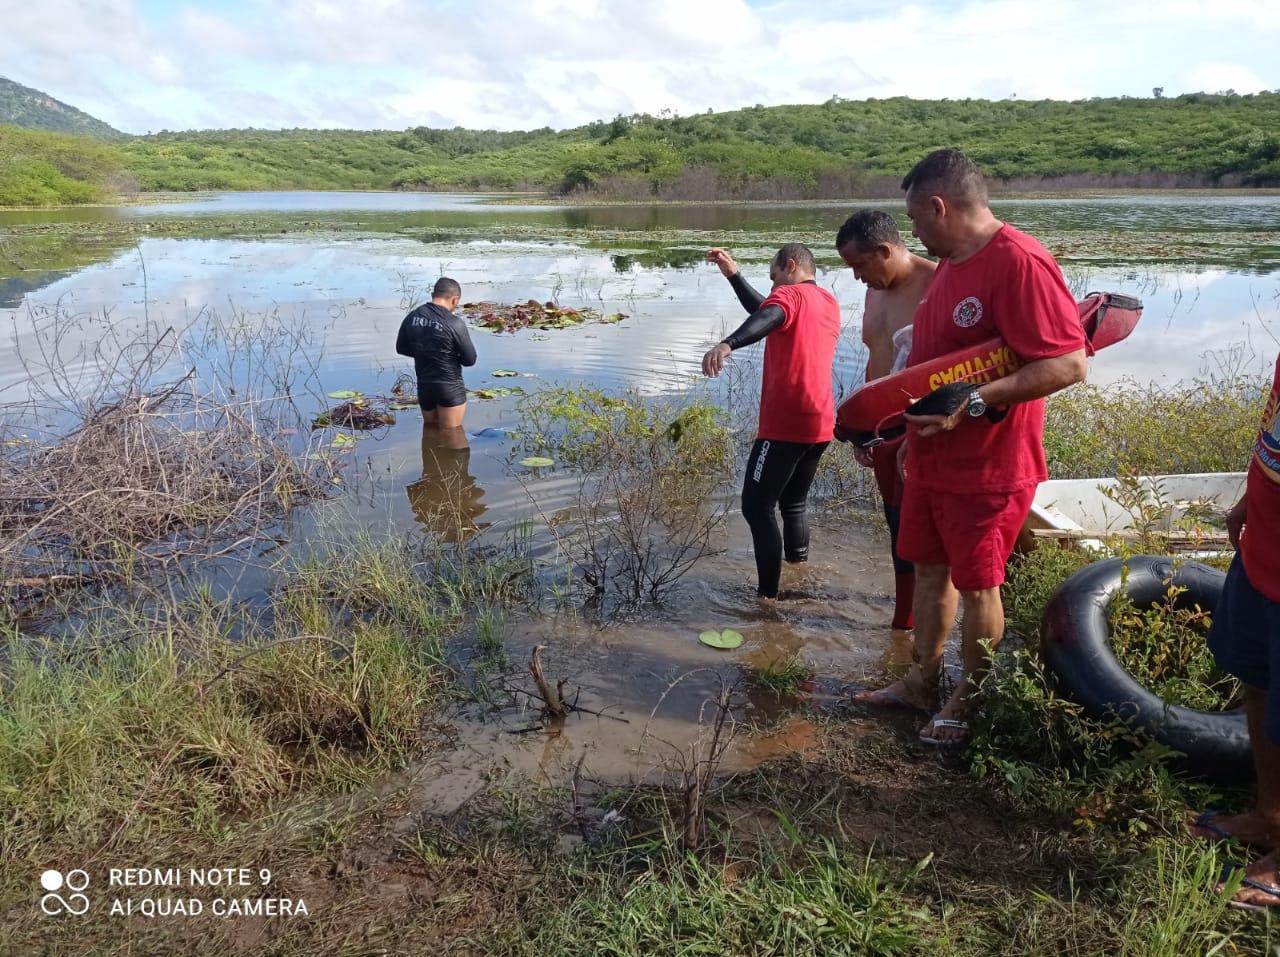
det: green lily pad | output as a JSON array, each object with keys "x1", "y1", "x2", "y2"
[
  {"x1": 470, "y1": 386, "x2": 523, "y2": 400},
  {"x1": 389, "y1": 401, "x2": 418, "y2": 410},
  {"x1": 492, "y1": 369, "x2": 520, "y2": 378},
  {"x1": 698, "y1": 628, "x2": 744, "y2": 650},
  {"x1": 519, "y1": 456, "x2": 555, "y2": 468},
  {"x1": 331, "y1": 432, "x2": 356, "y2": 449},
  {"x1": 328, "y1": 390, "x2": 363, "y2": 400}
]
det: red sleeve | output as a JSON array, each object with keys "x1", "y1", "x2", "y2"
[
  {"x1": 761, "y1": 286, "x2": 799, "y2": 331},
  {"x1": 995, "y1": 252, "x2": 1085, "y2": 362}
]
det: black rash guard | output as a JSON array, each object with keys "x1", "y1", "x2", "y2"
[
  {"x1": 720, "y1": 275, "x2": 821, "y2": 351},
  {"x1": 729, "y1": 272, "x2": 766, "y2": 313},
  {"x1": 396, "y1": 302, "x2": 477, "y2": 384}
]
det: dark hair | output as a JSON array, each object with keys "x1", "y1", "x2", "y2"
[
  {"x1": 835, "y1": 210, "x2": 904, "y2": 252},
  {"x1": 772, "y1": 242, "x2": 816, "y2": 273},
  {"x1": 432, "y1": 276, "x2": 462, "y2": 299},
  {"x1": 900, "y1": 149, "x2": 988, "y2": 207}
]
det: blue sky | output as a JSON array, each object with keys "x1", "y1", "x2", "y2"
[{"x1": 2, "y1": 0, "x2": 1277, "y2": 133}]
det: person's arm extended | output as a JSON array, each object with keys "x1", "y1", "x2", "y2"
[
  {"x1": 707, "y1": 247, "x2": 765, "y2": 313},
  {"x1": 723, "y1": 304, "x2": 786, "y2": 350},
  {"x1": 728, "y1": 272, "x2": 766, "y2": 314},
  {"x1": 454, "y1": 321, "x2": 478, "y2": 367},
  {"x1": 702, "y1": 303, "x2": 787, "y2": 377}
]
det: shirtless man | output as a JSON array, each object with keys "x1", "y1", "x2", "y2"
[{"x1": 836, "y1": 210, "x2": 935, "y2": 647}]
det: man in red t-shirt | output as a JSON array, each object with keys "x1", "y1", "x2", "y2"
[
  {"x1": 1195, "y1": 354, "x2": 1280, "y2": 908},
  {"x1": 854, "y1": 150, "x2": 1087, "y2": 745},
  {"x1": 702, "y1": 243, "x2": 841, "y2": 601}
]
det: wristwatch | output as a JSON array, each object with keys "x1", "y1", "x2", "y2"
[{"x1": 965, "y1": 389, "x2": 987, "y2": 418}]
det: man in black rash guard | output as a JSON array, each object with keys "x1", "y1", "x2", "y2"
[
  {"x1": 395, "y1": 277, "x2": 477, "y2": 429},
  {"x1": 703, "y1": 245, "x2": 841, "y2": 602}
]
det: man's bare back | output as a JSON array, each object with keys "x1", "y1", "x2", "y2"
[{"x1": 862, "y1": 254, "x2": 935, "y2": 381}]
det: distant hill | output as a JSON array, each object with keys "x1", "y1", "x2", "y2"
[
  {"x1": 0, "y1": 76, "x2": 123, "y2": 140},
  {"x1": 3, "y1": 90, "x2": 1280, "y2": 206},
  {"x1": 0, "y1": 125, "x2": 133, "y2": 206},
  {"x1": 121, "y1": 92, "x2": 1280, "y2": 200}
]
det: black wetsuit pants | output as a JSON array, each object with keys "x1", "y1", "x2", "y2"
[{"x1": 741, "y1": 439, "x2": 829, "y2": 598}]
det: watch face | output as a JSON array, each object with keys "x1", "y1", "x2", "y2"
[{"x1": 967, "y1": 392, "x2": 987, "y2": 416}]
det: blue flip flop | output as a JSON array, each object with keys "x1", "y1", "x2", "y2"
[
  {"x1": 1220, "y1": 864, "x2": 1280, "y2": 912},
  {"x1": 1190, "y1": 810, "x2": 1236, "y2": 842}
]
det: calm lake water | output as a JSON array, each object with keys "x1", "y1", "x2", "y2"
[
  {"x1": 3, "y1": 190, "x2": 1278, "y2": 772},
  {"x1": 4, "y1": 188, "x2": 1278, "y2": 547},
  {"x1": 4, "y1": 189, "x2": 1277, "y2": 533}
]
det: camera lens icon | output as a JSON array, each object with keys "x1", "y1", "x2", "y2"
[{"x1": 40, "y1": 869, "x2": 90, "y2": 916}]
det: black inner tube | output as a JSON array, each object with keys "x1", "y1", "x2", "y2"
[{"x1": 1040, "y1": 554, "x2": 1250, "y2": 783}]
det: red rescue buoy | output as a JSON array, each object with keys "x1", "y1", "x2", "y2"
[{"x1": 834, "y1": 292, "x2": 1142, "y2": 447}]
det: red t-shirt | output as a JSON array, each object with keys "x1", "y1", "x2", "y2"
[
  {"x1": 1243, "y1": 355, "x2": 1280, "y2": 602},
  {"x1": 905, "y1": 224, "x2": 1084, "y2": 493},
  {"x1": 756, "y1": 282, "x2": 841, "y2": 444}
]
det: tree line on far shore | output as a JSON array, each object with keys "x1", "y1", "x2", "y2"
[{"x1": 3, "y1": 91, "x2": 1280, "y2": 207}]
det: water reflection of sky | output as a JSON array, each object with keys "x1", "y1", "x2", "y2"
[
  {"x1": 4, "y1": 233, "x2": 1277, "y2": 397},
  {"x1": 2, "y1": 198, "x2": 1278, "y2": 592}
]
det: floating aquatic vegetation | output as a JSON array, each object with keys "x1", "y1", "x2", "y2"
[
  {"x1": 312, "y1": 399, "x2": 395, "y2": 430},
  {"x1": 459, "y1": 299, "x2": 627, "y2": 334},
  {"x1": 698, "y1": 628, "x2": 744, "y2": 650},
  {"x1": 519, "y1": 456, "x2": 555, "y2": 468},
  {"x1": 469, "y1": 386, "x2": 525, "y2": 400},
  {"x1": 327, "y1": 389, "x2": 363, "y2": 400},
  {"x1": 492, "y1": 369, "x2": 521, "y2": 377}
]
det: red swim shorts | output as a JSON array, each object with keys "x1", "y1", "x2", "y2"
[{"x1": 897, "y1": 481, "x2": 1036, "y2": 591}]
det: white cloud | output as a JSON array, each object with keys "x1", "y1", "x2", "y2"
[
  {"x1": 1183, "y1": 62, "x2": 1269, "y2": 95},
  {"x1": 1, "y1": 0, "x2": 1277, "y2": 132}
]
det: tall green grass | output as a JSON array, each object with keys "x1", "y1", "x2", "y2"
[
  {"x1": 0, "y1": 532, "x2": 525, "y2": 906},
  {"x1": 513, "y1": 841, "x2": 930, "y2": 957}
]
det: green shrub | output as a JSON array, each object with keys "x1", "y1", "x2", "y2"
[
  {"x1": 1044, "y1": 376, "x2": 1265, "y2": 480},
  {"x1": 519, "y1": 387, "x2": 732, "y2": 607}
]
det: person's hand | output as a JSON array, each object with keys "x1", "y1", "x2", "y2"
[
  {"x1": 702, "y1": 342, "x2": 733, "y2": 377},
  {"x1": 1225, "y1": 497, "x2": 1247, "y2": 551},
  {"x1": 707, "y1": 248, "x2": 739, "y2": 279},
  {"x1": 853, "y1": 445, "x2": 874, "y2": 467},
  {"x1": 896, "y1": 437, "x2": 908, "y2": 481},
  {"x1": 904, "y1": 407, "x2": 966, "y2": 438}
]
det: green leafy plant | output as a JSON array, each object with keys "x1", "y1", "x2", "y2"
[{"x1": 519, "y1": 387, "x2": 732, "y2": 608}]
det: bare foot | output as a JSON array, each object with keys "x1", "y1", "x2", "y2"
[
  {"x1": 1189, "y1": 810, "x2": 1280, "y2": 848},
  {"x1": 1221, "y1": 850, "x2": 1280, "y2": 910},
  {"x1": 851, "y1": 668, "x2": 937, "y2": 713}
]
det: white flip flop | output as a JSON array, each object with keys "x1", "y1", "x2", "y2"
[{"x1": 919, "y1": 717, "x2": 969, "y2": 748}]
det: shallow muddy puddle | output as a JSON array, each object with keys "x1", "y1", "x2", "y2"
[{"x1": 396, "y1": 509, "x2": 905, "y2": 812}]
